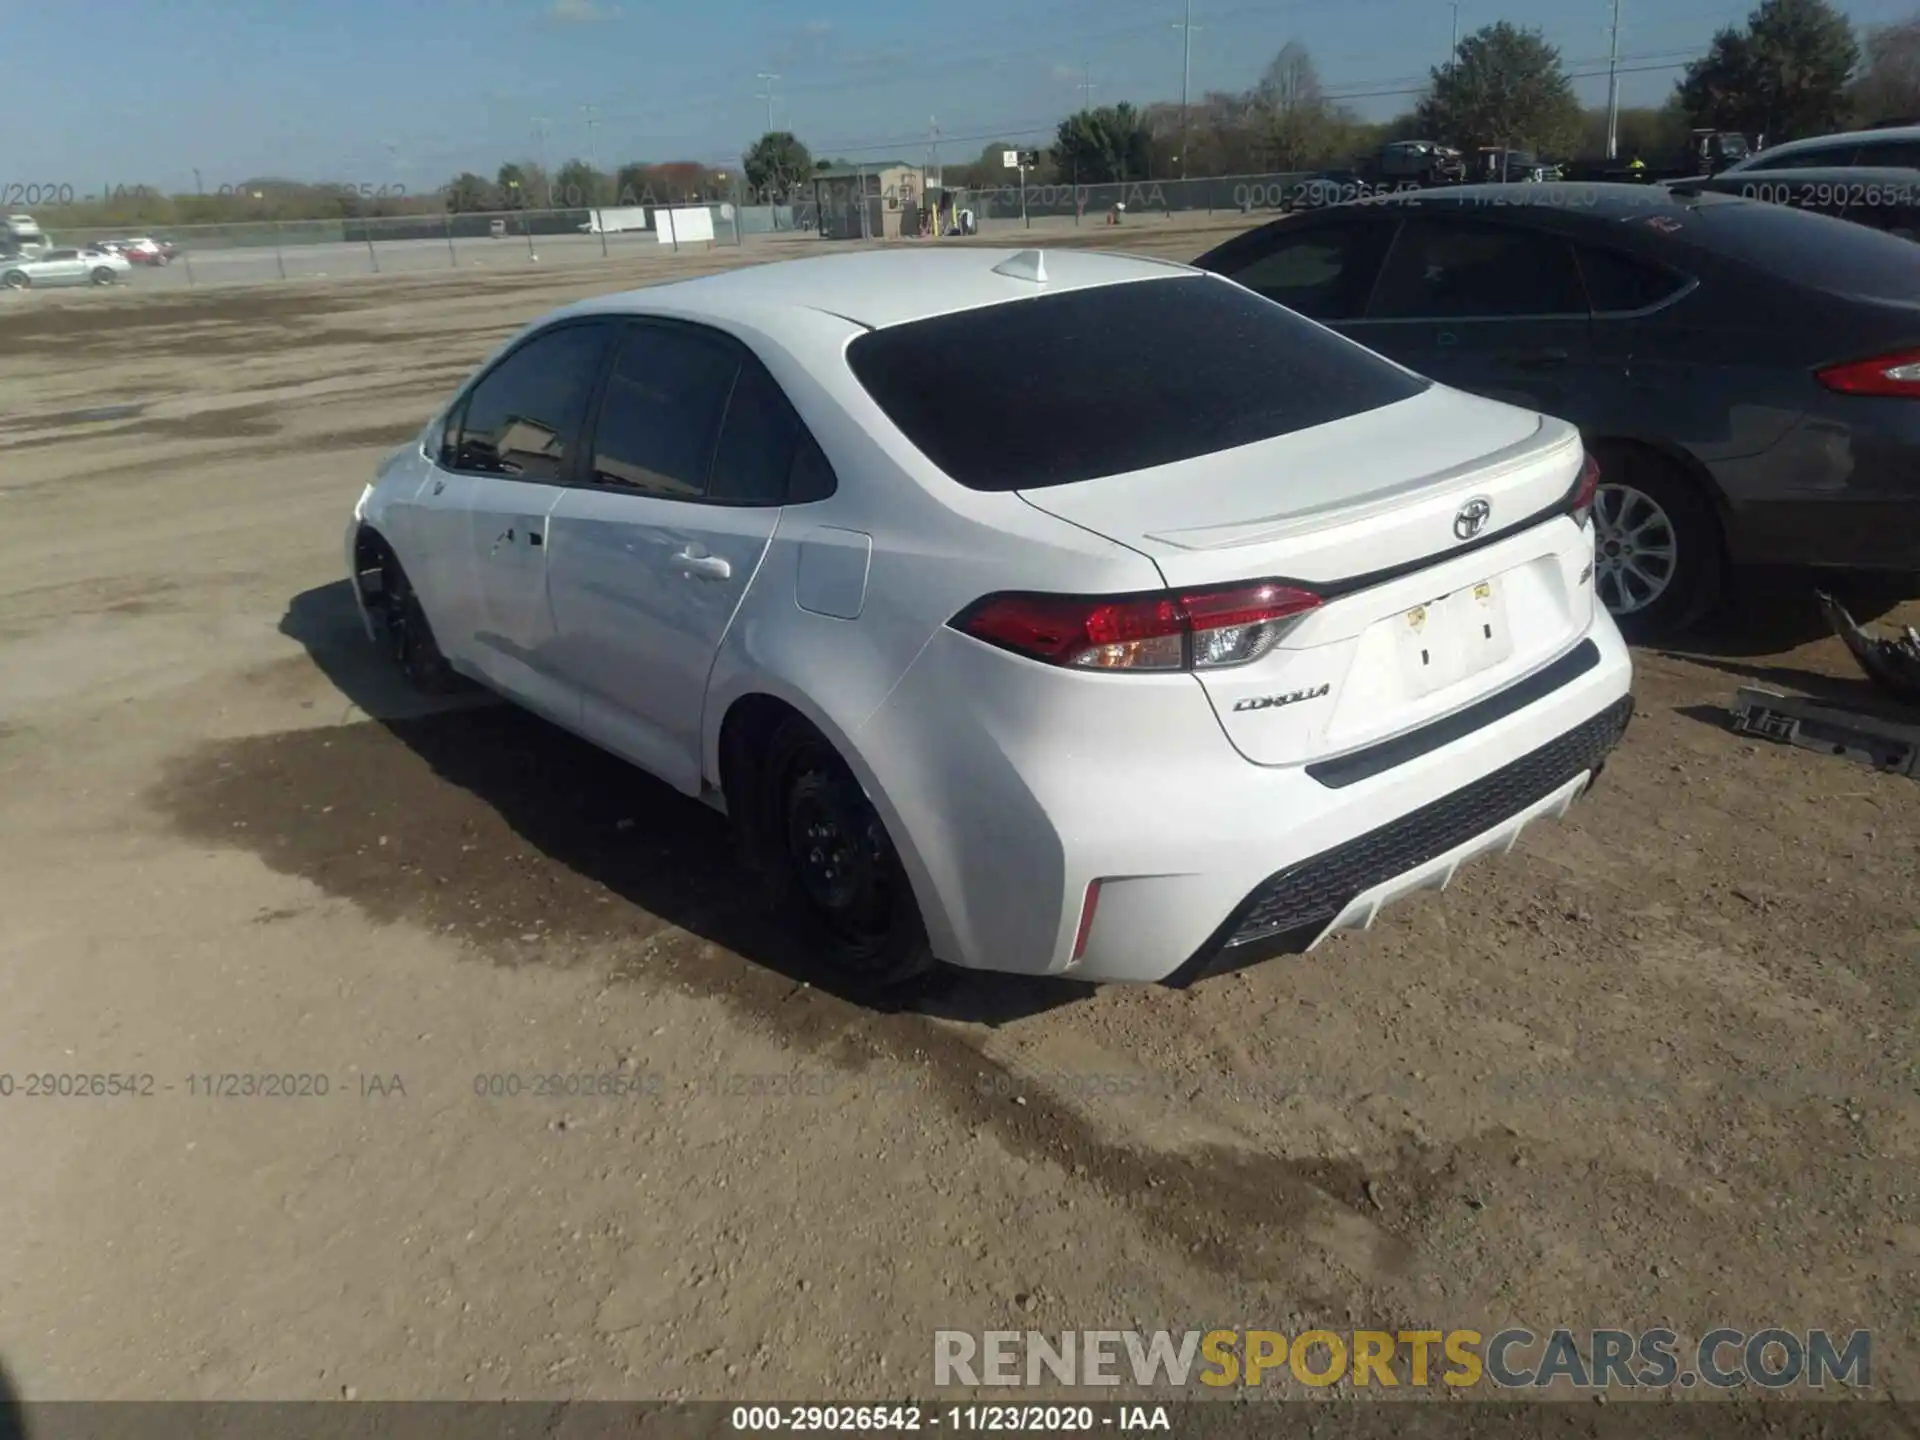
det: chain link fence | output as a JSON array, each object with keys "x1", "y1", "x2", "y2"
[{"x1": 26, "y1": 171, "x2": 1317, "y2": 291}]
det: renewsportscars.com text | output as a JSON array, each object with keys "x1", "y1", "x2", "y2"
[{"x1": 933, "y1": 1328, "x2": 1871, "y2": 1390}]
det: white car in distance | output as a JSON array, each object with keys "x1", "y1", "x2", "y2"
[
  {"x1": 346, "y1": 248, "x2": 1633, "y2": 987},
  {"x1": 1, "y1": 246, "x2": 131, "y2": 288}
]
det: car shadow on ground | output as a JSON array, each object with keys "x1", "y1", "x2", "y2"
[
  {"x1": 279, "y1": 580, "x2": 1096, "y2": 1024},
  {"x1": 0, "y1": 1358, "x2": 22, "y2": 1440}
]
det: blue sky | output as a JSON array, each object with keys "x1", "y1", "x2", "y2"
[{"x1": 4, "y1": 0, "x2": 1912, "y2": 192}]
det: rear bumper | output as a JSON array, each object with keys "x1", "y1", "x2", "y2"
[
  {"x1": 856, "y1": 605, "x2": 1634, "y2": 984},
  {"x1": 1165, "y1": 694, "x2": 1631, "y2": 986},
  {"x1": 1718, "y1": 406, "x2": 1920, "y2": 571}
]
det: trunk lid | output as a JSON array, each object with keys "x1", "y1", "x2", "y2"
[{"x1": 1018, "y1": 387, "x2": 1599, "y2": 768}]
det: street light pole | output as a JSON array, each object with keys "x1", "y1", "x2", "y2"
[
  {"x1": 1177, "y1": 0, "x2": 1194, "y2": 178},
  {"x1": 756, "y1": 72, "x2": 781, "y2": 133},
  {"x1": 1604, "y1": 0, "x2": 1623, "y2": 160}
]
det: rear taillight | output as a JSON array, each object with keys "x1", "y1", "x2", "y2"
[
  {"x1": 951, "y1": 581, "x2": 1323, "y2": 671},
  {"x1": 1816, "y1": 348, "x2": 1920, "y2": 397},
  {"x1": 1568, "y1": 451, "x2": 1600, "y2": 528}
]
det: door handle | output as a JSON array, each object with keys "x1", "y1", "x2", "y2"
[
  {"x1": 673, "y1": 548, "x2": 732, "y2": 581},
  {"x1": 1502, "y1": 348, "x2": 1570, "y2": 370}
]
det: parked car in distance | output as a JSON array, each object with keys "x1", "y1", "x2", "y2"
[
  {"x1": 345, "y1": 248, "x2": 1632, "y2": 987},
  {"x1": 1719, "y1": 122, "x2": 1920, "y2": 175},
  {"x1": 120, "y1": 236, "x2": 175, "y2": 265},
  {"x1": 1, "y1": 247, "x2": 131, "y2": 288},
  {"x1": 1191, "y1": 184, "x2": 1920, "y2": 636},
  {"x1": 1677, "y1": 166, "x2": 1920, "y2": 242}
]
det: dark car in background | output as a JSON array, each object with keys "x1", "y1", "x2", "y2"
[
  {"x1": 1192, "y1": 184, "x2": 1920, "y2": 637},
  {"x1": 1720, "y1": 123, "x2": 1920, "y2": 175},
  {"x1": 1680, "y1": 166, "x2": 1920, "y2": 242}
]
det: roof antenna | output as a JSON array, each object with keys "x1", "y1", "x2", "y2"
[{"x1": 992, "y1": 249, "x2": 1048, "y2": 284}]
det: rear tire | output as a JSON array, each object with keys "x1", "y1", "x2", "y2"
[
  {"x1": 759, "y1": 717, "x2": 934, "y2": 989},
  {"x1": 2, "y1": 271, "x2": 28, "y2": 290},
  {"x1": 1589, "y1": 444, "x2": 1723, "y2": 641}
]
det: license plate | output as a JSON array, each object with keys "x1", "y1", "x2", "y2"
[{"x1": 1395, "y1": 576, "x2": 1515, "y2": 697}]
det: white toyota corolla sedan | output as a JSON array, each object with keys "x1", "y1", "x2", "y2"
[{"x1": 346, "y1": 247, "x2": 1633, "y2": 987}]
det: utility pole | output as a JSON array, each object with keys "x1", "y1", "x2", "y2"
[
  {"x1": 756, "y1": 72, "x2": 781, "y2": 133},
  {"x1": 580, "y1": 105, "x2": 601, "y2": 201},
  {"x1": 1604, "y1": 0, "x2": 1622, "y2": 160},
  {"x1": 1173, "y1": 0, "x2": 1197, "y2": 178},
  {"x1": 1079, "y1": 64, "x2": 1097, "y2": 107},
  {"x1": 1448, "y1": 1, "x2": 1460, "y2": 67},
  {"x1": 532, "y1": 116, "x2": 555, "y2": 208}
]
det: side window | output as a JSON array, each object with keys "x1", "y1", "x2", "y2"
[
  {"x1": 787, "y1": 432, "x2": 839, "y2": 504},
  {"x1": 449, "y1": 323, "x2": 611, "y2": 481},
  {"x1": 587, "y1": 324, "x2": 740, "y2": 498},
  {"x1": 1223, "y1": 220, "x2": 1395, "y2": 322},
  {"x1": 1767, "y1": 144, "x2": 1859, "y2": 169},
  {"x1": 1574, "y1": 244, "x2": 1691, "y2": 313},
  {"x1": 1858, "y1": 139, "x2": 1920, "y2": 168},
  {"x1": 709, "y1": 358, "x2": 803, "y2": 505},
  {"x1": 1368, "y1": 219, "x2": 1585, "y2": 320}
]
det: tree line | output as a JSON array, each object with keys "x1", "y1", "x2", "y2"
[
  {"x1": 21, "y1": 0, "x2": 1919, "y2": 232},
  {"x1": 963, "y1": 0, "x2": 1913, "y2": 186}
]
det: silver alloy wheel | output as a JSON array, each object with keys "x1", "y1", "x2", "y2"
[{"x1": 1592, "y1": 481, "x2": 1679, "y2": 615}]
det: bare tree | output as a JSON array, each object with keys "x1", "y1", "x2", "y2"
[
  {"x1": 1252, "y1": 42, "x2": 1345, "y2": 169},
  {"x1": 1854, "y1": 16, "x2": 1920, "y2": 123}
]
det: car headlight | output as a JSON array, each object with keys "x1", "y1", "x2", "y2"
[{"x1": 353, "y1": 483, "x2": 374, "y2": 521}]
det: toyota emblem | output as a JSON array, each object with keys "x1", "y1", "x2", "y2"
[{"x1": 1453, "y1": 497, "x2": 1492, "y2": 541}]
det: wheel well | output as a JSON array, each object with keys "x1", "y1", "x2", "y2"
[
  {"x1": 1586, "y1": 435, "x2": 1729, "y2": 557},
  {"x1": 716, "y1": 693, "x2": 809, "y2": 878},
  {"x1": 351, "y1": 525, "x2": 396, "y2": 611}
]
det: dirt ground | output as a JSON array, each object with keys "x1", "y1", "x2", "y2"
[{"x1": 1, "y1": 219, "x2": 1916, "y2": 1407}]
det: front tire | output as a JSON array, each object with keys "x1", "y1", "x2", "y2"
[
  {"x1": 90, "y1": 267, "x2": 117, "y2": 285},
  {"x1": 1589, "y1": 444, "x2": 1723, "y2": 640},
  {"x1": 375, "y1": 550, "x2": 458, "y2": 694},
  {"x1": 760, "y1": 717, "x2": 934, "y2": 988}
]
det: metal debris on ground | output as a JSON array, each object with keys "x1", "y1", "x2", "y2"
[
  {"x1": 1729, "y1": 687, "x2": 1920, "y2": 778},
  {"x1": 1818, "y1": 590, "x2": 1920, "y2": 706}
]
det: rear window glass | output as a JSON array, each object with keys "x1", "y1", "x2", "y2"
[
  {"x1": 843, "y1": 274, "x2": 1429, "y2": 491},
  {"x1": 1693, "y1": 197, "x2": 1920, "y2": 301}
]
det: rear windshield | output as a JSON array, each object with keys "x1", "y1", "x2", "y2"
[
  {"x1": 1692, "y1": 196, "x2": 1920, "y2": 301},
  {"x1": 843, "y1": 273, "x2": 1430, "y2": 491}
]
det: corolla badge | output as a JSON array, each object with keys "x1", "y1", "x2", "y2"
[
  {"x1": 1453, "y1": 496, "x2": 1493, "y2": 541},
  {"x1": 1233, "y1": 683, "x2": 1331, "y2": 712}
]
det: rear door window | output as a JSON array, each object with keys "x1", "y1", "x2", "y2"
[
  {"x1": 588, "y1": 323, "x2": 740, "y2": 498},
  {"x1": 1574, "y1": 244, "x2": 1692, "y2": 313},
  {"x1": 1368, "y1": 218, "x2": 1587, "y2": 319},
  {"x1": 1762, "y1": 143, "x2": 1861, "y2": 169},
  {"x1": 843, "y1": 274, "x2": 1429, "y2": 492},
  {"x1": 1857, "y1": 138, "x2": 1920, "y2": 168}
]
